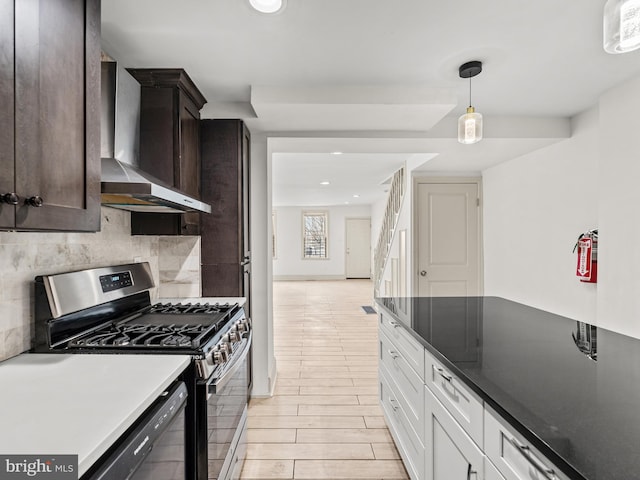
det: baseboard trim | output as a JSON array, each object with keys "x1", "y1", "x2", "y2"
[
  {"x1": 273, "y1": 275, "x2": 346, "y2": 281},
  {"x1": 249, "y1": 359, "x2": 278, "y2": 399}
]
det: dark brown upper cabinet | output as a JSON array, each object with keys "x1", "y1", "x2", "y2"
[
  {"x1": 127, "y1": 68, "x2": 207, "y2": 235},
  {"x1": 200, "y1": 120, "x2": 251, "y2": 312},
  {"x1": 0, "y1": 0, "x2": 101, "y2": 232}
]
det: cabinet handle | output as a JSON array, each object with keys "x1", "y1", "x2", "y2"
[
  {"x1": 387, "y1": 350, "x2": 399, "y2": 360},
  {"x1": 26, "y1": 196, "x2": 44, "y2": 207},
  {"x1": 433, "y1": 365, "x2": 453, "y2": 382},
  {"x1": 466, "y1": 464, "x2": 478, "y2": 480},
  {"x1": 0, "y1": 192, "x2": 20, "y2": 205},
  {"x1": 2, "y1": 193, "x2": 19, "y2": 205},
  {"x1": 505, "y1": 435, "x2": 557, "y2": 480},
  {"x1": 389, "y1": 321, "x2": 400, "y2": 328},
  {"x1": 388, "y1": 398, "x2": 398, "y2": 411}
]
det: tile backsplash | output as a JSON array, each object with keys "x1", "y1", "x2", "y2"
[{"x1": 0, "y1": 207, "x2": 201, "y2": 361}]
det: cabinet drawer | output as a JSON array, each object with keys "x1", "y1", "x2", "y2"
[
  {"x1": 380, "y1": 330, "x2": 424, "y2": 440},
  {"x1": 380, "y1": 368, "x2": 424, "y2": 480},
  {"x1": 379, "y1": 311, "x2": 425, "y2": 380},
  {"x1": 425, "y1": 386, "x2": 484, "y2": 480},
  {"x1": 484, "y1": 407, "x2": 569, "y2": 480},
  {"x1": 425, "y1": 349, "x2": 484, "y2": 447}
]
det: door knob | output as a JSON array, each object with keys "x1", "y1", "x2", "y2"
[{"x1": 420, "y1": 270, "x2": 427, "y2": 277}]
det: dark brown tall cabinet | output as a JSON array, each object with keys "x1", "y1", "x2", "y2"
[
  {"x1": 127, "y1": 68, "x2": 207, "y2": 235},
  {"x1": 200, "y1": 120, "x2": 251, "y2": 316},
  {"x1": 0, "y1": 0, "x2": 101, "y2": 232}
]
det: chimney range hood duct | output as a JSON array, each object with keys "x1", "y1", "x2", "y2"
[{"x1": 99, "y1": 61, "x2": 211, "y2": 214}]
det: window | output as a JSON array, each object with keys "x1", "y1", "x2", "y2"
[
  {"x1": 272, "y1": 211, "x2": 277, "y2": 259},
  {"x1": 302, "y1": 211, "x2": 328, "y2": 259}
]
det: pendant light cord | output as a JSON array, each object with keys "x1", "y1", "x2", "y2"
[{"x1": 468, "y1": 76, "x2": 472, "y2": 108}]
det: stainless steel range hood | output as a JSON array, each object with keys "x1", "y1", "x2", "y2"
[
  {"x1": 101, "y1": 158, "x2": 211, "y2": 213},
  {"x1": 100, "y1": 60, "x2": 211, "y2": 214}
]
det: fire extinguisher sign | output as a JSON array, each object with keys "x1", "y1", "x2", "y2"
[{"x1": 576, "y1": 237, "x2": 593, "y2": 281}]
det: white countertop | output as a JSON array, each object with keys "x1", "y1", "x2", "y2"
[
  {"x1": 157, "y1": 296, "x2": 246, "y2": 306},
  {"x1": 0, "y1": 353, "x2": 190, "y2": 477}
]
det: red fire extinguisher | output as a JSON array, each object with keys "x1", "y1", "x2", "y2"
[{"x1": 573, "y1": 229, "x2": 598, "y2": 283}]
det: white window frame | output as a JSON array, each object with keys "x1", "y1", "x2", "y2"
[{"x1": 302, "y1": 210, "x2": 329, "y2": 260}]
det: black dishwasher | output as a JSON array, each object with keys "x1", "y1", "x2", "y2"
[{"x1": 83, "y1": 381, "x2": 188, "y2": 480}]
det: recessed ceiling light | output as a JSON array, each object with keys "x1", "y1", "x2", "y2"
[
  {"x1": 353, "y1": 194, "x2": 360, "y2": 198},
  {"x1": 320, "y1": 181, "x2": 330, "y2": 185},
  {"x1": 249, "y1": 0, "x2": 286, "y2": 14},
  {"x1": 330, "y1": 151, "x2": 343, "y2": 155},
  {"x1": 344, "y1": 201, "x2": 350, "y2": 204}
]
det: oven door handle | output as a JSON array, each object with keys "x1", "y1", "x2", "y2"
[{"x1": 207, "y1": 331, "x2": 252, "y2": 395}]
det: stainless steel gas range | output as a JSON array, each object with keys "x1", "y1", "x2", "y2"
[{"x1": 33, "y1": 262, "x2": 251, "y2": 480}]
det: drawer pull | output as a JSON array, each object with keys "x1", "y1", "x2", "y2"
[
  {"x1": 388, "y1": 349, "x2": 399, "y2": 360},
  {"x1": 389, "y1": 398, "x2": 398, "y2": 411},
  {"x1": 466, "y1": 464, "x2": 478, "y2": 480},
  {"x1": 433, "y1": 365, "x2": 453, "y2": 382},
  {"x1": 389, "y1": 321, "x2": 401, "y2": 328},
  {"x1": 506, "y1": 436, "x2": 557, "y2": 480}
]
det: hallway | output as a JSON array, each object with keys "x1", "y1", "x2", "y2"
[{"x1": 241, "y1": 280, "x2": 408, "y2": 479}]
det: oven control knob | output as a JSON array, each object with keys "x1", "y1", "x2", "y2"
[
  {"x1": 219, "y1": 342, "x2": 231, "y2": 357},
  {"x1": 236, "y1": 320, "x2": 248, "y2": 333},
  {"x1": 212, "y1": 350, "x2": 226, "y2": 365},
  {"x1": 229, "y1": 331, "x2": 241, "y2": 343}
]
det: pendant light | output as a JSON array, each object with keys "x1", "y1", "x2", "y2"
[
  {"x1": 249, "y1": 0, "x2": 286, "y2": 14},
  {"x1": 457, "y1": 61, "x2": 483, "y2": 145},
  {"x1": 604, "y1": 0, "x2": 640, "y2": 54}
]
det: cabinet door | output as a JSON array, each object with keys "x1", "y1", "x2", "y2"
[
  {"x1": 241, "y1": 124, "x2": 251, "y2": 261},
  {"x1": 14, "y1": 0, "x2": 100, "y2": 231},
  {"x1": 177, "y1": 92, "x2": 201, "y2": 235},
  {"x1": 426, "y1": 386, "x2": 484, "y2": 480},
  {"x1": 0, "y1": 0, "x2": 14, "y2": 228}
]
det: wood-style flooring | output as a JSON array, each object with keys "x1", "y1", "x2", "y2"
[{"x1": 241, "y1": 280, "x2": 408, "y2": 479}]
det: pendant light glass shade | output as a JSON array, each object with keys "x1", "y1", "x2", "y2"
[
  {"x1": 457, "y1": 61, "x2": 483, "y2": 145},
  {"x1": 249, "y1": 0, "x2": 285, "y2": 13},
  {"x1": 604, "y1": 0, "x2": 640, "y2": 53},
  {"x1": 458, "y1": 107, "x2": 483, "y2": 145}
]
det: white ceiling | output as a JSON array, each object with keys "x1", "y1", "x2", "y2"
[{"x1": 101, "y1": 0, "x2": 640, "y2": 206}]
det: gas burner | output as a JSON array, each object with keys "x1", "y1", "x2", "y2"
[
  {"x1": 148, "y1": 302, "x2": 234, "y2": 315},
  {"x1": 71, "y1": 323, "x2": 212, "y2": 348}
]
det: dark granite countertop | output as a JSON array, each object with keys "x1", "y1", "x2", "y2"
[{"x1": 375, "y1": 296, "x2": 640, "y2": 480}]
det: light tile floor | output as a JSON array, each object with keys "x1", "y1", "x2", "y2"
[{"x1": 241, "y1": 280, "x2": 409, "y2": 480}]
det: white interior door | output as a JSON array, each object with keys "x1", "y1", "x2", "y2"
[
  {"x1": 345, "y1": 217, "x2": 371, "y2": 279},
  {"x1": 416, "y1": 182, "x2": 481, "y2": 296}
]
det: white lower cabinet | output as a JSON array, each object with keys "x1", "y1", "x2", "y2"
[
  {"x1": 484, "y1": 406, "x2": 569, "y2": 480},
  {"x1": 380, "y1": 367, "x2": 425, "y2": 480},
  {"x1": 425, "y1": 386, "x2": 484, "y2": 480},
  {"x1": 425, "y1": 349, "x2": 484, "y2": 447},
  {"x1": 377, "y1": 315, "x2": 570, "y2": 480}
]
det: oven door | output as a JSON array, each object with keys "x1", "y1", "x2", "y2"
[{"x1": 197, "y1": 332, "x2": 251, "y2": 480}]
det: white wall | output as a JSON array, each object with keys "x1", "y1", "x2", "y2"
[
  {"x1": 597, "y1": 75, "x2": 640, "y2": 338},
  {"x1": 482, "y1": 108, "x2": 599, "y2": 324},
  {"x1": 250, "y1": 134, "x2": 275, "y2": 397},
  {"x1": 273, "y1": 205, "x2": 371, "y2": 279},
  {"x1": 483, "y1": 73, "x2": 640, "y2": 340}
]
